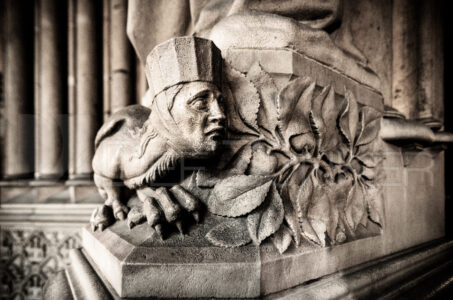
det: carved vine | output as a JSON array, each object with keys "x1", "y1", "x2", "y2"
[{"x1": 183, "y1": 62, "x2": 384, "y2": 253}]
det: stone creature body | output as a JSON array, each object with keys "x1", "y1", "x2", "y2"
[{"x1": 90, "y1": 37, "x2": 226, "y2": 237}]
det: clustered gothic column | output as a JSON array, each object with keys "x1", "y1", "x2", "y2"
[
  {"x1": 392, "y1": 0, "x2": 418, "y2": 120},
  {"x1": 1, "y1": 0, "x2": 128, "y2": 182},
  {"x1": 2, "y1": 0, "x2": 141, "y2": 182},
  {"x1": 69, "y1": 0, "x2": 100, "y2": 179},
  {"x1": 110, "y1": 0, "x2": 133, "y2": 113},
  {"x1": 392, "y1": 0, "x2": 444, "y2": 128},
  {"x1": 417, "y1": 0, "x2": 444, "y2": 128},
  {"x1": 2, "y1": 0, "x2": 34, "y2": 179},
  {"x1": 102, "y1": 0, "x2": 134, "y2": 121},
  {"x1": 34, "y1": 0, "x2": 66, "y2": 179}
]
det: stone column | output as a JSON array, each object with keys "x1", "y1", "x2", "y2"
[
  {"x1": 104, "y1": 0, "x2": 133, "y2": 119},
  {"x1": 71, "y1": 0, "x2": 100, "y2": 179},
  {"x1": 34, "y1": 0, "x2": 66, "y2": 179},
  {"x1": 102, "y1": 0, "x2": 111, "y2": 121},
  {"x1": 392, "y1": 0, "x2": 418, "y2": 120},
  {"x1": 2, "y1": 0, "x2": 34, "y2": 179},
  {"x1": 68, "y1": 0, "x2": 76, "y2": 176},
  {"x1": 417, "y1": 0, "x2": 444, "y2": 129}
]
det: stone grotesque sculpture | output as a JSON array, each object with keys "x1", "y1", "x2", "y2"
[
  {"x1": 90, "y1": 37, "x2": 225, "y2": 236},
  {"x1": 90, "y1": 14, "x2": 387, "y2": 253}
]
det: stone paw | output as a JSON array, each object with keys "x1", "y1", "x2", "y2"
[
  {"x1": 112, "y1": 199, "x2": 129, "y2": 221},
  {"x1": 135, "y1": 185, "x2": 201, "y2": 239},
  {"x1": 126, "y1": 206, "x2": 145, "y2": 229},
  {"x1": 90, "y1": 205, "x2": 114, "y2": 232}
]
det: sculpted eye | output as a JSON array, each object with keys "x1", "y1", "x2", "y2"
[{"x1": 191, "y1": 98, "x2": 208, "y2": 110}]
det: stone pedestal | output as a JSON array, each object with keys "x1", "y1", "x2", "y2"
[
  {"x1": 43, "y1": 37, "x2": 452, "y2": 298},
  {"x1": 44, "y1": 226, "x2": 453, "y2": 299}
]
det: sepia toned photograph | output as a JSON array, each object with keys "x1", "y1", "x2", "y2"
[{"x1": 1, "y1": 0, "x2": 453, "y2": 299}]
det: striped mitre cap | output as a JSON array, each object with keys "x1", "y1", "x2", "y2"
[{"x1": 145, "y1": 37, "x2": 223, "y2": 99}]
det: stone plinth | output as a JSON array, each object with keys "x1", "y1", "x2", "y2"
[{"x1": 80, "y1": 135, "x2": 446, "y2": 298}]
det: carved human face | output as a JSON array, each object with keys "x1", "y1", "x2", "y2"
[{"x1": 171, "y1": 81, "x2": 226, "y2": 154}]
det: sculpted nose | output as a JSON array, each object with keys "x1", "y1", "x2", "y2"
[{"x1": 209, "y1": 99, "x2": 226, "y2": 125}]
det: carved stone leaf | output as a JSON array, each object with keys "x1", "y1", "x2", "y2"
[
  {"x1": 277, "y1": 77, "x2": 312, "y2": 135},
  {"x1": 307, "y1": 185, "x2": 332, "y2": 247},
  {"x1": 225, "y1": 65, "x2": 261, "y2": 131},
  {"x1": 320, "y1": 85, "x2": 337, "y2": 128},
  {"x1": 309, "y1": 110, "x2": 325, "y2": 143},
  {"x1": 295, "y1": 172, "x2": 314, "y2": 220},
  {"x1": 283, "y1": 200, "x2": 301, "y2": 246},
  {"x1": 205, "y1": 218, "x2": 251, "y2": 248},
  {"x1": 344, "y1": 183, "x2": 366, "y2": 231},
  {"x1": 281, "y1": 165, "x2": 312, "y2": 220},
  {"x1": 207, "y1": 175, "x2": 273, "y2": 217},
  {"x1": 311, "y1": 85, "x2": 329, "y2": 116},
  {"x1": 222, "y1": 83, "x2": 257, "y2": 135},
  {"x1": 309, "y1": 219, "x2": 327, "y2": 247},
  {"x1": 290, "y1": 133, "x2": 316, "y2": 155},
  {"x1": 271, "y1": 225, "x2": 293, "y2": 254},
  {"x1": 361, "y1": 166, "x2": 375, "y2": 180},
  {"x1": 247, "y1": 183, "x2": 284, "y2": 245},
  {"x1": 283, "y1": 166, "x2": 320, "y2": 245},
  {"x1": 365, "y1": 184, "x2": 384, "y2": 227},
  {"x1": 324, "y1": 149, "x2": 344, "y2": 165},
  {"x1": 339, "y1": 89, "x2": 359, "y2": 146},
  {"x1": 355, "y1": 152, "x2": 377, "y2": 168},
  {"x1": 247, "y1": 62, "x2": 279, "y2": 133},
  {"x1": 181, "y1": 172, "x2": 211, "y2": 204},
  {"x1": 285, "y1": 82, "x2": 316, "y2": 144},
  {"x1": 320, "y1": 86, "x2": 344, "y2": 151},
  {"x1": 355, "y1": 106, "x2": 382, "y2": 147}
]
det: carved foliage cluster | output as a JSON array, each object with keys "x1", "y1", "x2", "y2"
[
  {"x1": 0, "y1": 228, "x2": 80, "y2": 300},
  {"x1": 186, "y1": 62, "x2": 384, "y2": 253}
]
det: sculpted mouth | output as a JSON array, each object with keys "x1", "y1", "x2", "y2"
[{"x1": 205, "y1": 126, "x2": 225, "y2": 138}]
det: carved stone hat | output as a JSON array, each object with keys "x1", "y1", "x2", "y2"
[{"x1": 145, "y1": 36, "x2": 223, "y2": 98}]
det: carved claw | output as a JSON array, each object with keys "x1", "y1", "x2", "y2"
[
  {"x1": 135, "y1": 185, "x2": 202, "y2": 238},
  {"x1": 175, "y1": 221, "x2": 184, "y2": 235},
  {"x1": 155, "y1": 187, "x2": 181, "y2": 223},
  {"x1": 90, "y1": 205, "x2": 113, "y2": 232},
  {"x1": 192, "y1": 211, "x2": 200, "y2": 223},
  {"x1": 112, "y1": 200, "x2": 129, "y2": 221},
  {"x1": 143, "y1": 197, "x2": 161, "y2": 226},
  {"x1": 171, "y1": 184, "x2": 202, "y2": 223},
  {"x1": 127, "y1": 206, "x2": 145, "y2": 229},
  {"x1": 154, "y1": 224, "x2": 164, "y2": 240},
  {"x1": 170, "y1": 185, "x2": 199, "y2": 212}
]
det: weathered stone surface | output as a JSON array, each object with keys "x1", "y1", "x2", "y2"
[
  {"x1": 83, "y1": 146, "x2": 447, "y2": 298},
  {"x1": 79, "y1": 2, "x2": 452, "y2": 298},
  {"x1": 224, "y1": 48, "x2": 383, "y2": 111},
  {"x1": 209, "y1": 12, "x2": 381, "y2": 92}
]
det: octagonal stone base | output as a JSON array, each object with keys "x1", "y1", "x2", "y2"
[
  {"x1": 82, "y1": 215, "x2": 381, "y2": 298},
  {"x1": 80, "y1": 145, "x2": 446, "y2": 299}
]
